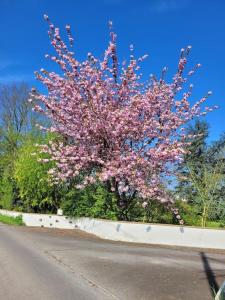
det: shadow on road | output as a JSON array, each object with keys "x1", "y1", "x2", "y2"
[{"x1": 200, "y1": 251, "x2": 219, "y2": 298}]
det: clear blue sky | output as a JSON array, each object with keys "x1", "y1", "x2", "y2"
[{"x1": 0, "y1": 0, "x2": 224, "y2": 141}]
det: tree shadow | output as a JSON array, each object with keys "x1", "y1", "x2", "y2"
[{"x1": 200, "y1": 251, "x2": 219, "y2": 297}]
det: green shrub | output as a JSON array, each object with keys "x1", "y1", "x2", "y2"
[
  {"x1": 142, "y1": 200, "x2": 173, "y2": 224},
  {"x1": 174, "y1": 200, "x2": 201, "y2": 226},
  {"x1": 62, "y1": 184, "x2": 117, "y2": 220},
  {"x1": 0, "y1": 174, "x2": 20, "y2": 210},
  {"x1": 13, "y1": 134, "x2": 62, "y2": 213}
]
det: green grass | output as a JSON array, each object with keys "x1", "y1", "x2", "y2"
[
  {"x1": 0, "y1": 214, "x2": 24, "y2": 226},
  {"x1": 206, "y1": 221, "x2": 225, "y2": 229}
]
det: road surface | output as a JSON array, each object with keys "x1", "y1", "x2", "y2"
[{"x1": 0, "y1": 223, "x2": 225, "y2": 300}]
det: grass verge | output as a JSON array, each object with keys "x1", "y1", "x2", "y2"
[
  {"x1": 206, "y1": 221, "x2": 225, "y2": 229},
  {"x1": 0, "y1": 214, "x2": 24, "y2": 226}
]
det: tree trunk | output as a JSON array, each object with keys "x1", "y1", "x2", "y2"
[{"x1": 201, "y1": 204, "x2": 208, "y2": 227}]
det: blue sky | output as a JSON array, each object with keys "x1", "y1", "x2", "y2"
[{"x1": 0, "y1": 0, "x2": 224, "y2": 141}]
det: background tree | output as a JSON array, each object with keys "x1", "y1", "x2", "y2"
[
  {"x1": 0, "y1": 83, "x2": 46, "y2": 209},
  {"x1": 205, "y1": 133, "x2": 225, "y2": 221},
  {"x1": 0, "y1": 83, "x2": 32, "y2": 208},
  {"x1": 176, "y1": 120, "x2": 209, "y2": 202},
  {"x1": 0, "y1": 83, "x2": 36, "y2": 151},
  {"x1": 176, "y1": 120, "x2": 225, "y2": 226},
  {"x1": 188, "y1": 162, "x2": 224, "y2": 227}
]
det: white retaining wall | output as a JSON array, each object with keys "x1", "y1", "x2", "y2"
[{"x1": 1, "y1": 209, "x2": 225, "y2": 250}]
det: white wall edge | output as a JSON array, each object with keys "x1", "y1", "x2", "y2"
[{"x1": 1, "y1": 209, "x2": 225, "y2": 250}]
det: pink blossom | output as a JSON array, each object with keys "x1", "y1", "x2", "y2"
[
  {"x1": 142, "y1": 202, "x2": 148, "y2": 208},
  {"x1": 32, "y1": 17, "x2": 215, "y2": 213}
]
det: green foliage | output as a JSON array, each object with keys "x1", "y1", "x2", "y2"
[
  {"x1": 206, "y1": 221, "x2": 225, "y2": 229},
  {"x1": 62, "y1": 184, "x2": 118, "y2": 220},
  {"x1": 13, "y1": 134, "x2": 61, "y2": 213},
  {"x1": 62, "y1": 186, "x2": 180, "y2": 224},
  {"x1": 174, "y1": 200, "x2": 201, "y2": 226},
  {"x1": 0, "y1": 214, "x2": 24, "y2": 226},
  {"x1": 141, "y1": 200, "x2": 173, "y2": 224},
  {"x1": 176, "y1": 120, "x2": 209, "y2": 202},
  {"x1": 0, "y1": 129, "x2": 21, "y2": 209},
  {"x1": 176, "y1": 120, "x2": 225, "y2": 226},
  {"x1": 189, "y1": 163, "x2": 224, "y2": 226},
  {"x1": 0, "y1": 177, "x2": 13, "y2": 209},
  {"x1": 0, "y1": 170, "x2": 20, "y2": 210}
]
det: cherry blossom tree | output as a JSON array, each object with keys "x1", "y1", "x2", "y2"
[{"x1": 30, "y1": 15, "x2": 216, "y2": 221}]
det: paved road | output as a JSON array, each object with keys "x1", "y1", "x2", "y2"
[{"x1": 0, "y1": 224, "x2": 224, "y2": 300}]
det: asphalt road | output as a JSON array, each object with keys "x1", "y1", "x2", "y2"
[{"x1": 0, "y1": 224, "x2": 225, "y2": 300}]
